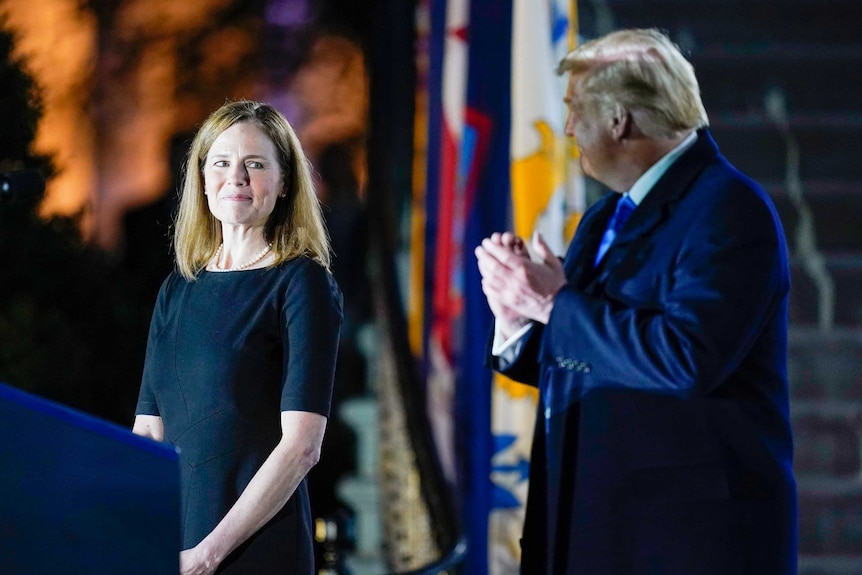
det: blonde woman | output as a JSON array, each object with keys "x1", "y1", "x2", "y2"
[{"x1": 133, "y1": 100, "x2": 342, "y2": 575}]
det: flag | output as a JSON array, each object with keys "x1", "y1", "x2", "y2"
[
  {"x1": 410, "y1": 1, "x2": 582, "y2": 573},
  {"x1": 488, "y1": 0, "x2": 582, "y2": 573},
  {"x1": 488, "y1": 0, "x2": 585, "y2": 575},
  {"x1": 426, "y1": 0, "x2": 471, "y2": 484},
  {"x1": 410, "y1": 0, "x2": 470, "y2": 487}
]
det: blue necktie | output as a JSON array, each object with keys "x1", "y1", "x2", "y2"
[{"x1": 594, "y1": 195, "x2": 636, "y2": 266}]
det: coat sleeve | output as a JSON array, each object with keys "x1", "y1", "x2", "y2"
[{"x1": 485, "y1": 322, "x2": 545, "y2": 387}]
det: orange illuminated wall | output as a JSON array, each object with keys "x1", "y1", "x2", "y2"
[{"x1": 1, "y1": 0, "x2": 367, "y2": 248}]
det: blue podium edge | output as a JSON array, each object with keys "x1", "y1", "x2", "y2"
[{"x1": 0, "y1": 382, "x2": 178, "y2": 461}]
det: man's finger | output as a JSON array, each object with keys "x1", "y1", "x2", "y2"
[
  {"x1": 531, "y1": 231, "x2": 558, "y2": 265},
  {"x1": 481, "y1": 237, "x2": 527, "y2": 269},
  {"x1": 476, "y1": 246, "x2": 508, "y2": 279}
]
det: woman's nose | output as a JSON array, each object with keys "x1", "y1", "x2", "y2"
[{"x1": 228, "y1": 163, "x2": 249, "y2": 186}]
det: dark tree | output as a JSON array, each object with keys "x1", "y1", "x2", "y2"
[{"x1": 0, "y1": 24, "x2": 151, "y2": 426}]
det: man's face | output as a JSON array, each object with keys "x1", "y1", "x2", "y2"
[{"x1": 563, "y1": 73, "x2": 614, "y2": 185}]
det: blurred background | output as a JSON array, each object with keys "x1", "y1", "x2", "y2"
[{"x1": 1, "y1": 0, "x2": 860, "y2": 574}]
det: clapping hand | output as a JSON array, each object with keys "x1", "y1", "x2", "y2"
[{"x1": 475, "y1": 231, "x2": 566, "y2": 334}]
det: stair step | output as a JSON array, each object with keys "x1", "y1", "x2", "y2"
[
  {"x1": 768, "y1": 181, "x2": 862, "y2": 198},
  {"x1": 710, "y1": 116, "x2": 862, "y2": 182},
  {"x1": 694, "y1": 46, "x2": 862, "y2": 115},
  {"x1": 792, "y1": 400, "x2": 862, "y2": 476},
  {"x1": 597, "y1": 0, "x2": 862, "y2": 45},
  {"x1": 788, "y1": 329, "x2": 862, "y2": 399},
  {"x1": 797, "y1": 476, "x2": 862, "y2": 554},
  {"x1": 771, "y1": 187, "x2": 862, "y2": 253},
  {"x1": 798, "y1": 476, "x2": 862, "y2": 497},
  {"x1": 793, "y1": 401, "x2": 862, "y2": 420},
  {"x1": 789, "y1": 261, "x2": 862, "y2": 328},
  {"x1": 799, "y1": 555, "x2": 862, "y2": 575}
]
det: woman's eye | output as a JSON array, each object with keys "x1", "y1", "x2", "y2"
[
  {"x1": 214, "y1": 160, "x2": 229, "y2": 167},
  {"x1": 247, "y1": 161, "x2": 264, "y2": 169}
]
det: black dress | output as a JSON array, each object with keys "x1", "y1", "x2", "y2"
[{"x1": 135, "y1": 257, "x2": 343, "y2": 574}]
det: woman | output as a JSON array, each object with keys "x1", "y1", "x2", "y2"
[{"x1": 133, "y1": 100, "x2": 343, "y2": 575}]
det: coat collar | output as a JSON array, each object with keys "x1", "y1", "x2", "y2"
[
  {"x1": 564, "y1": 128, "x2": 719, "y2": 281},
  {"x1": 604, "y1": 128, "x2": 719, "y2": 255}
]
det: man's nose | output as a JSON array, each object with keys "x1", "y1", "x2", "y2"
[{"x1": 564, "y1": 113, "x2": 576, "y2": 137}]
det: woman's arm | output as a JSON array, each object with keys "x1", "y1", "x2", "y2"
[
  {"x1": 132, "y1": 414, "x2": 165, "y2": 442},
  {"x1": 179, "y1": 410, "x2": 327, "y2": 575}
]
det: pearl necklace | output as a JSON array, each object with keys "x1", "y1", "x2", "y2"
[{"x1": 212, "y1": 243, "x2": 272, "y2": 272}]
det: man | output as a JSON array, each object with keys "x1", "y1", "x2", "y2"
[{"x1": 475, "y1": 28, "x2": 797, "y2": 574}]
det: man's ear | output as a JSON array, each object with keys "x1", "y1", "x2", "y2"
[{"x1": 609, "y1": 105, "x2": 632, "y2": 141}]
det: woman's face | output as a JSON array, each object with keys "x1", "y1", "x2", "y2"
[{"x1": 203, "y1": 122, "x2": 284, "y2": 230}]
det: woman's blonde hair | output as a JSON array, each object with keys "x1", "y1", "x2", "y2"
[
  {"x1": 558, "y1": 28, "x2": 708, "y2": 138},
  {"x1": 173, "y1": 100, "x2": 331, "y2": 279}
]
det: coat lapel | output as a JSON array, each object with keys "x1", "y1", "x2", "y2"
[
  {"x1": 599, "y1": 128, "x2": 720, "y2": 274},
  {"x1": 563, "y1": 193, "x2": 617, "y2": 286}
]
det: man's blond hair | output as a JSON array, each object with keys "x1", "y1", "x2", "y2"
[{"x1": 558, "y1": 28, "x2": 708, "y2": 138}]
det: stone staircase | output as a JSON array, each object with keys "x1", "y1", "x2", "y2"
[
  {"x1": 791, "y1": 329, "x2": 862, "y2": 572},
  {"x1": 579, "y1": 0, "x2": 862, "y2": 571}
]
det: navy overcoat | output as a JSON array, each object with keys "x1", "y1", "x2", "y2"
[{"x1": 491, "y1": 129, "x2": 798, "y2": 575}]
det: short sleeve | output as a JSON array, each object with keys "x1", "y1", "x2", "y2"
[
  {"x1": 134, "y1": 275, "x2": 172, "y2": 417},
  {"x1": 280, "y1": 260, "x2": 343, "y2": 416}
]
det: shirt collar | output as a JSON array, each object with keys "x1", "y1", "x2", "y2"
[{"x1": 625, "y1": 130, "x2": 698, "y2": 206}]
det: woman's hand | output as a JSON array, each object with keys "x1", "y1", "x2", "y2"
[
  {"x1": 179, "y1": 545, "x2": 220, "y2": 575},
  {"x1": 131, "y1": 414, "x2": 164, "y2": 442},
  {"x1": 177, "y1": 411, "x2": 327, "y2": 574}
]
